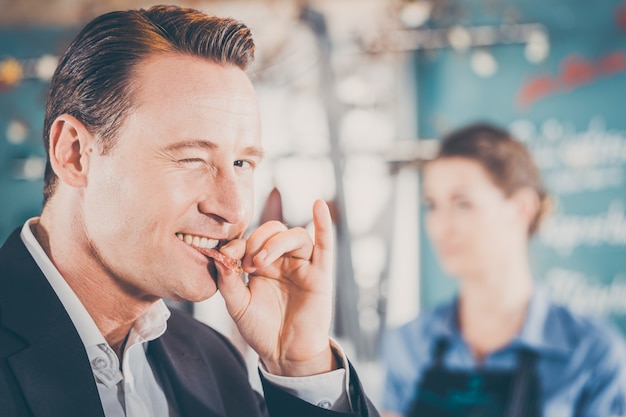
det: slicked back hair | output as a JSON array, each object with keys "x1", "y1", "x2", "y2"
[{"x1": 42, "y1": 5, "x2": 255, "y2": 205}]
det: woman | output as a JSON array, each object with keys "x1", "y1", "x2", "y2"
[{"x1": 381, "y1": 123, "x2": 626, "y2": 417}]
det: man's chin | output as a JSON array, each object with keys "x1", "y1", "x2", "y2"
[
  {"x1": 177, "y1": 284, "x2": 219, "y2": 303},
  {"x1": 169, "y1": 269, "x2": 220, "y2": 303}
]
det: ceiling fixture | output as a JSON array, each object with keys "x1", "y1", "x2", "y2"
[
  {"x1": 471, "y1": 49, "x2": 498, "y2": 77},
  {"x1": 399, "y1": 0, "x2": 432, "y2": 29}
]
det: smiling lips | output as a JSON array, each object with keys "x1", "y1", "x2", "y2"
[{"x1": 176, "y1": 233, "x2": 243, "y2": 274}]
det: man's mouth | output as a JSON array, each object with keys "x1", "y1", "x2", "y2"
[
  {"x1": 176, "y1": 232, "x2": 242, "y2": 274},
  {"x1": 176, "y1": 233, "x2": 220, "y2": 250}
]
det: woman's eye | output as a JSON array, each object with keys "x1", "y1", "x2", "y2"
[
  {"x1": 454, "y1": 200, "x2": 471, "y2": 209},
  {"x1": 422, "y1": 201, "x2": 435, "y2": 211}
]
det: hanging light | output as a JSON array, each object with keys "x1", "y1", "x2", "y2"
[
  {"x1": 471, "y1": 49, "x2": 498, "y2": 77},
  {"x1": 35, "y1": 54, "x2": 59, "y2": 81},
  {"x1": 399, "y1": 0, "x2": 432, "y2": 28},
  {"x1": 524, "y1": 29, "x2": 550, "y2": 63},
  {"x1": 0, "y1": 58, "x2": 23, "y2": 89},
  {"x1": 6, "y1": 119, "x2": 29, "y2": 144},
  {"x1": 11, "y1": 156, "x2": 46, "y2": 181},
  {"x1": 447, "y1": 25, "x2": 472, "y2": 52}
]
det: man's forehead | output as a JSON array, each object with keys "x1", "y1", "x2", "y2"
[{"x1": 131, "y1": 52, "x2": 256, "y2": 103}]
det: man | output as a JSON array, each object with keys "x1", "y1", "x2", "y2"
[{"x1": 0, "y1": 5, "x2": 379, "y2": 417}]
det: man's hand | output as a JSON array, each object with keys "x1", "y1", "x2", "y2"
[{"x1": 216, "y1": 199, "x2": 337, "y2": 377}]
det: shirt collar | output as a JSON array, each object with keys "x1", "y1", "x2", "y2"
[
  {"x1": 430, "y1": 284, "x2": 572, "y2": 357},
  {"x1": 19, "y1": 217, "x2": 171, "y2": 350},
  {"x1": 515, "y1": 285, "x2": 572, "y2": 356},
  {"x1": 429, "y1": 300, "x2": 457, "y2": 341}
]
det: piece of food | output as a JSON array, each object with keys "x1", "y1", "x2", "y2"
[{"x1": 195, "y1": 246, "x2": 243, "y2": 274}]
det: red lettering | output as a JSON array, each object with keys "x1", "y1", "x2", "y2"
[
  {"x1": 615, "y1": 2, "x2": 626, "y2": 31},
  {"x1": 561, "y1": 54, "x2": 596, "y2": 89},
  {"x1": 517, "y1": 75, "x2": 560, "y2": 108},
  {"x1": 597, "y1": 51, "x2": 626, "y2": 75},
  {"x1": 517, "y1": 50, "x2": 626, "y2": 110}
]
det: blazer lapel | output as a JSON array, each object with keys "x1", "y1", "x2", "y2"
[
  {"x1": 1, "y1": 229, "x2": 104, "y2": 417},
  {"x1": 149, "y1": 332, "x2": 227, "y2": 417},
  {"x1": 8, "y1": 316, "x2": 105, "y2": 417}
]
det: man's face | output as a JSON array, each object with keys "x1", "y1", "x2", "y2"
[{"x1": 81, "y1": 53, "x2": 262, "y2": 302}]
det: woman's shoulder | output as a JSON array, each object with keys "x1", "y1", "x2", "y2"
[
  {"x1": 546, "y1": 299, "x2": 620, "y2": 336},
  {"x1": 381, "y1": 301, "x2": 456, "y2": 370},
  {"x1": 544, "y1": 298, "x2": 626, "y2": 363},
  {"x1": 385, "y1": 300, "x2": 456, "y2": 346}
]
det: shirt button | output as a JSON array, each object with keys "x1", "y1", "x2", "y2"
[
  {"x1": 92, "y1": 357, "x2": 108, "y2": 370},
  {"x1": 317, "y1": 400, "x2": 332, "y2": 409}
]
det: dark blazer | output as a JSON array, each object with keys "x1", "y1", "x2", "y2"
[{"x1": 0, "y1": 228, "x2": 379, "y2": 417}]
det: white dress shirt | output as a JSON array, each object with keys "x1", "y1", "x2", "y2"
[{"x1": 20, "y1": 218, "x2": 350, "y2": 416}]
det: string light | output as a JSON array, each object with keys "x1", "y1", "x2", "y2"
[
  {"x1": 6, "y1": 119, "x2": 29, "y2": 144},
  {"x1": 35, "y1": 54, "x2": 59, "y2": 81},
  {"x1": 0, "y1": 58, "x2": 23, "y2": 88},
  {"x1": 525, "y1": 29, "x2": 550, "y2": 63},
  {"x1": 399, "y1": 0, "x2": 432, "y2": 29},
  {"x1": 471, "y1": 49, "x2": 498, "y2": 77},
  {"x1": 447, "y1": 25, "x2": 472, "y2": 52},
  {"x1": 0, "y1": 54, "x2": 59, "y2": 92},
  {"x1": 363, "y1": 23, "x2": 548, "y2": 54}
]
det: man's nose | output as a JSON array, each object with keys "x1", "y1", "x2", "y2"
[{"x1": 197, "y1": 170, "x2": 248, "y2": 225}]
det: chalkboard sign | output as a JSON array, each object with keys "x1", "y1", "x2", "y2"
[{"x1": 416, "y1": 0, "x2": 626, "y2": 333}]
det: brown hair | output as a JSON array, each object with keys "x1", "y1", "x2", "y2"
[
  {"x1": 42, "y1": 5, "x2": 255, "y2": 205},
  {"x1": 435, "y1": 122, "x2": 550, "y2": 235}
]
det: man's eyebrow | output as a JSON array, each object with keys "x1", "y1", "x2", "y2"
[
  {"x1": 163, "y1": 140, "x2": 264, "y2": 159},
  {"x1": 242, "y1": 146, "x2": 265, "y2": 160},
  {"x1": 163, "y1": 140, "x2": 217, "y2": 152}
]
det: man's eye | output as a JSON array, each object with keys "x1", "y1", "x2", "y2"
[
  {"x1": 234, "y1": 160, "x2": 252, "y2": 168},
  {"x1": 179, "y1": 158, "x2": 205, "y2": 164}
]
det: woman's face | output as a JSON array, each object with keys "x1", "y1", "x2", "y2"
[{"x1": 423, "y1": 157, "x2": 524, "y2": 279}]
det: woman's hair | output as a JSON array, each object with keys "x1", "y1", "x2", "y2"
[
  {"x1": 434, "y1": 122, "x2": 550, "y2": 235},
  {"x1": 42, "y1": 5, "x2": 255, "y2": 205}
]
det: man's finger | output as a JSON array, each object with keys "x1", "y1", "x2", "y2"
[
  {"x1": 216, "y1": 262, "x2": 251, "y2": 323},
  {"x1": 242, "y1": 221, "x2": 287, "y2": 270},
  {"x1": 311, "y1": 199, "x2": 333, "y2": 270},
  {"x1": 251, "y1": 227, "x2": 313, "y2": 268}
]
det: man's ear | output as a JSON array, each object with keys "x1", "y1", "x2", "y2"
[
  {"x1": 48, "y1": 115, "x2": 96, "y2": 188},
  {"x1": 510, "y1": 187, "x2": 540, "y2": 233}
]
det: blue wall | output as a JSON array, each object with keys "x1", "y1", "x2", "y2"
[
  {"x1": 0, "y1": 28, "x2": 76, "y2": 243},
  {"x1": 417, "y1": 0, "x2": 626, "y2": 333}
]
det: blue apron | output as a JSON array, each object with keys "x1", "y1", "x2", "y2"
[{"x1": 408, "y1": 339, "x2": 541, "y2": 417}]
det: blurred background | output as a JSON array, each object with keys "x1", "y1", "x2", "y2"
[{"x1": 2, "y1": 0, "x2": 626, "y2": 407}]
